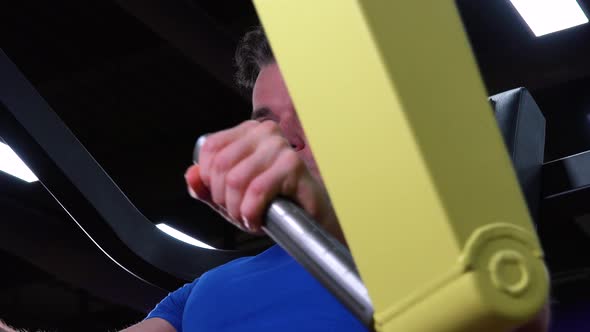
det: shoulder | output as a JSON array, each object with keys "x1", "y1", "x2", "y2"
[
  {"x1": 202, "y1": 245, "x2": 283, "y2": 277},
  {"x1": 144, "y1": 280, "x2": 199, "y2": 331}
]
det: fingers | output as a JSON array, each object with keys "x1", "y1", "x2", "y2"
[
  {"x1": 199, "y1": 120, "x2": 258, "y2": 187},
  {"x1": 208, "y1": 136, "x2": 255, "y2": 206},
  {"x1": 239, "y1": 149, "x2": 306, "y2": 230},
  {"x1": 206, "y1": 122, "x2": 284, "y2": 205},
  {"x1": 224, "y1": 137, "x2": 285, "y2": 221},
  {"x1": 185, "y1": 165, "x2": 208, "y2": 200},
  {"x1": 185, "y1": 164, "x2": 248, "y2": 231},
  {"x1": 188, "y1": 120, "x2": 328, "y2": 235}
]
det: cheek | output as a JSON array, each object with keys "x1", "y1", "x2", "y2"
[
  {"x1": 298, "y1": 148, "x2": 325, "y2": 184},
  {"x1": 298, "y1": 148, "x2": 318, "y2": 169}
]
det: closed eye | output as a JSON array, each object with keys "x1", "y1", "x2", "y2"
[{"x1": 251, "y1": 107, "x2": 278, "y2": 122}]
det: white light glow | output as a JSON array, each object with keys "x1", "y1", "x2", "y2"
[
  {"x1": 157, "y1": 223, "x2": 216, "y2": 250},
  {"x1": 0, "y1": 142, "x2": 38, "y2": 183},
  {"x1": 510, "y1": 0, "x2": 589, "y2": 37}
]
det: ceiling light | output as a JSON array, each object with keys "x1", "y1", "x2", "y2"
[
  {"x1": 156, "y1": 223, "x2": 216, "y2": 250},
  {"x1": 510, "y1": 0, "x2": 589, "y2": 37},
  {"x1": 0, "y1": 142, "x2": 38, "y2": 183}
]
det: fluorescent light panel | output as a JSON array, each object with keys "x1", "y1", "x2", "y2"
[
  {"x1": 0, "y1": 142, "x2": 38, "y2": 183},
  {"x1": 510, "y1": 0, "x2": 589, "y2": 36},
  {"x1": 157, "y1": 223, "x2": 216, "y2": 250}
]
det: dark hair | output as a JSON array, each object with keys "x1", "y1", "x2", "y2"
[{"x1": 234, "y1": 26, "x2": 275, "y2": 93}]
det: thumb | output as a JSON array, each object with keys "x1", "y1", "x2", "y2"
[
  {"x1": 184, "y1": 164, "x2": 250, "y2": 232},
  {"x1": 184, "y1": 164, "x2": 211, "y2": 200}
]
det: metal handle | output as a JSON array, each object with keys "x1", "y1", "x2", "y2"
[{"x1": 194, "y1": 135, "x2": 374, "y2": 327}]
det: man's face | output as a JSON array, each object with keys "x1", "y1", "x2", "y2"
[{"x1": 251, "y1": 62, "x2": 321, "y2": 181}]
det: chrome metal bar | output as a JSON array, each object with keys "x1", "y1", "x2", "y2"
[{"x1": 194, "y1": 135, "x2": 374, "y2": 327}]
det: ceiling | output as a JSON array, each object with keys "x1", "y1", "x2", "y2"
[
  {"x1": 457, "y1": 0, "x2": 590, "y2": 160},
  {"x1": 1, "y1": 0, "x2": 264, "y2": 251},
  {"x1": 1, "y1": 0, "x2": 590, "y2": 329}
]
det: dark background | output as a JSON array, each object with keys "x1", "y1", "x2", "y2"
[{"x1": 1, "y1": 0, "x2": 590, "y2": 330}]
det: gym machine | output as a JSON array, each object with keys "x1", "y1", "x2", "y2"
[{"x1": 5, "y1": 0, "x2": 590, "y2": 330}]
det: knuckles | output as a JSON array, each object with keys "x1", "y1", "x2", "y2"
[
  {"x1": 197, "y1": 120, "x2": 310, "y2": 230},
  {"x1": 212, "y1": 150, "x2": 233, "y2": 174},
  {"x1": 263, "y1": 135, "x2": 289, "y2": 152},
  {"x1": 248, "y1": 176, "x2": 270, "y2": 199},
  {"x1": 281, "y1": 149, "x2": 303, "y2": 173},
  {"x1": 226, "y1": 168, "x2": 246, "y2": 192},
  {"x1": 256, "y1": 119, "x2": 281, "y2": 135},
  {"x1": 200, "y1": 135, "x2": 220, "y2": 157}
]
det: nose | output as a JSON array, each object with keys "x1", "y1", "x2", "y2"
[
  {"x1": 279, "y1": 114, "x2": 306, "y2": 151},
  {"x1": 289, "y1": 134, "x2": 305, "y2": 151}
]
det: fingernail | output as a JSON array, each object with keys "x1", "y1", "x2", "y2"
[
  {"x1": 187, "y1": 186, "x2": 198, "y2": 199},
  {"x1": 242, "y1": 216, "x2": 252, "y2": 231}
]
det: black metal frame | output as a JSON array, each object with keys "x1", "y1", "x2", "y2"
[
  {"x1": 0, "y1": 49, "x2": 252, "y2": 291},
  {"x1": 543, "y1": 151, "x2": 590, "y2": 219},
  {"x1": 538, "y1": 153, "x2": 590, "y2": 302}
]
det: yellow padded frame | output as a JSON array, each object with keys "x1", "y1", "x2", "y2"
[{"x1": 253, "y1": 1, "x2": 549, "y2": 331}]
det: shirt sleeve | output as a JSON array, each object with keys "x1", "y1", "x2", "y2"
[{"x1": 145, "y1": 279, "x2": 198, "y2": 332}]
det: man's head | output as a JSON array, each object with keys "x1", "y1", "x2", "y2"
[{"x1": 235, "y1": 27, "x2": 321, "y2": 181}]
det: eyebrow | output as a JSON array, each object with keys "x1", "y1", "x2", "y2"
[{"x1": 251, "y1": 107, "x2": 273, "y2": 120}]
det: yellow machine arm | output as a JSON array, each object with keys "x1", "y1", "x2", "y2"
[{"x1": 253, "y1": 0, "x2": 549, "y2": 331}]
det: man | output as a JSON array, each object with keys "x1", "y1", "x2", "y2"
[
  {"x1": 136, "y1": 27, "x2": 549, "y2": 332},
  {"x1": 1, "y1": 27, "x2": 548, "y2": 332},
  {"x1": 133, "y1": 27, "x2": 361, "y2": 332}
]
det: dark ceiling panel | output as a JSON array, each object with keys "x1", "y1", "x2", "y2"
[
  {"x1": 1, "y1": 0, "x2": 258, "y2": 249},
  {"x1": 0, "y1": 0, "x2": 162, "y2": 86},
  {"x1": 457, "y1": 0, "x2": 590, "y2": 93},
  {"x1": 112, "y1": 0, "x2": 251, "y2": 96}
]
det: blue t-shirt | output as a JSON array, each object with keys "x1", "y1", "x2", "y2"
[{"x1": 146, "y1": 244, "x2": 367, "y2": 332}]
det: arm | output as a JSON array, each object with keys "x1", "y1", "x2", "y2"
[
  {"x1": 1, "y1": 318, "x2": 175, "y2": 332},
  {"x1": 1, "y1": 279, "x2": 196, "y2": 332},
  {"x1": 120, "y1": 318, "x2": 176, "y2": 332}
]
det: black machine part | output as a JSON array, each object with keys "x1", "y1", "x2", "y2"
[{"x1": 0, "y1": 49, "x2": 252, "y2": 292}]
